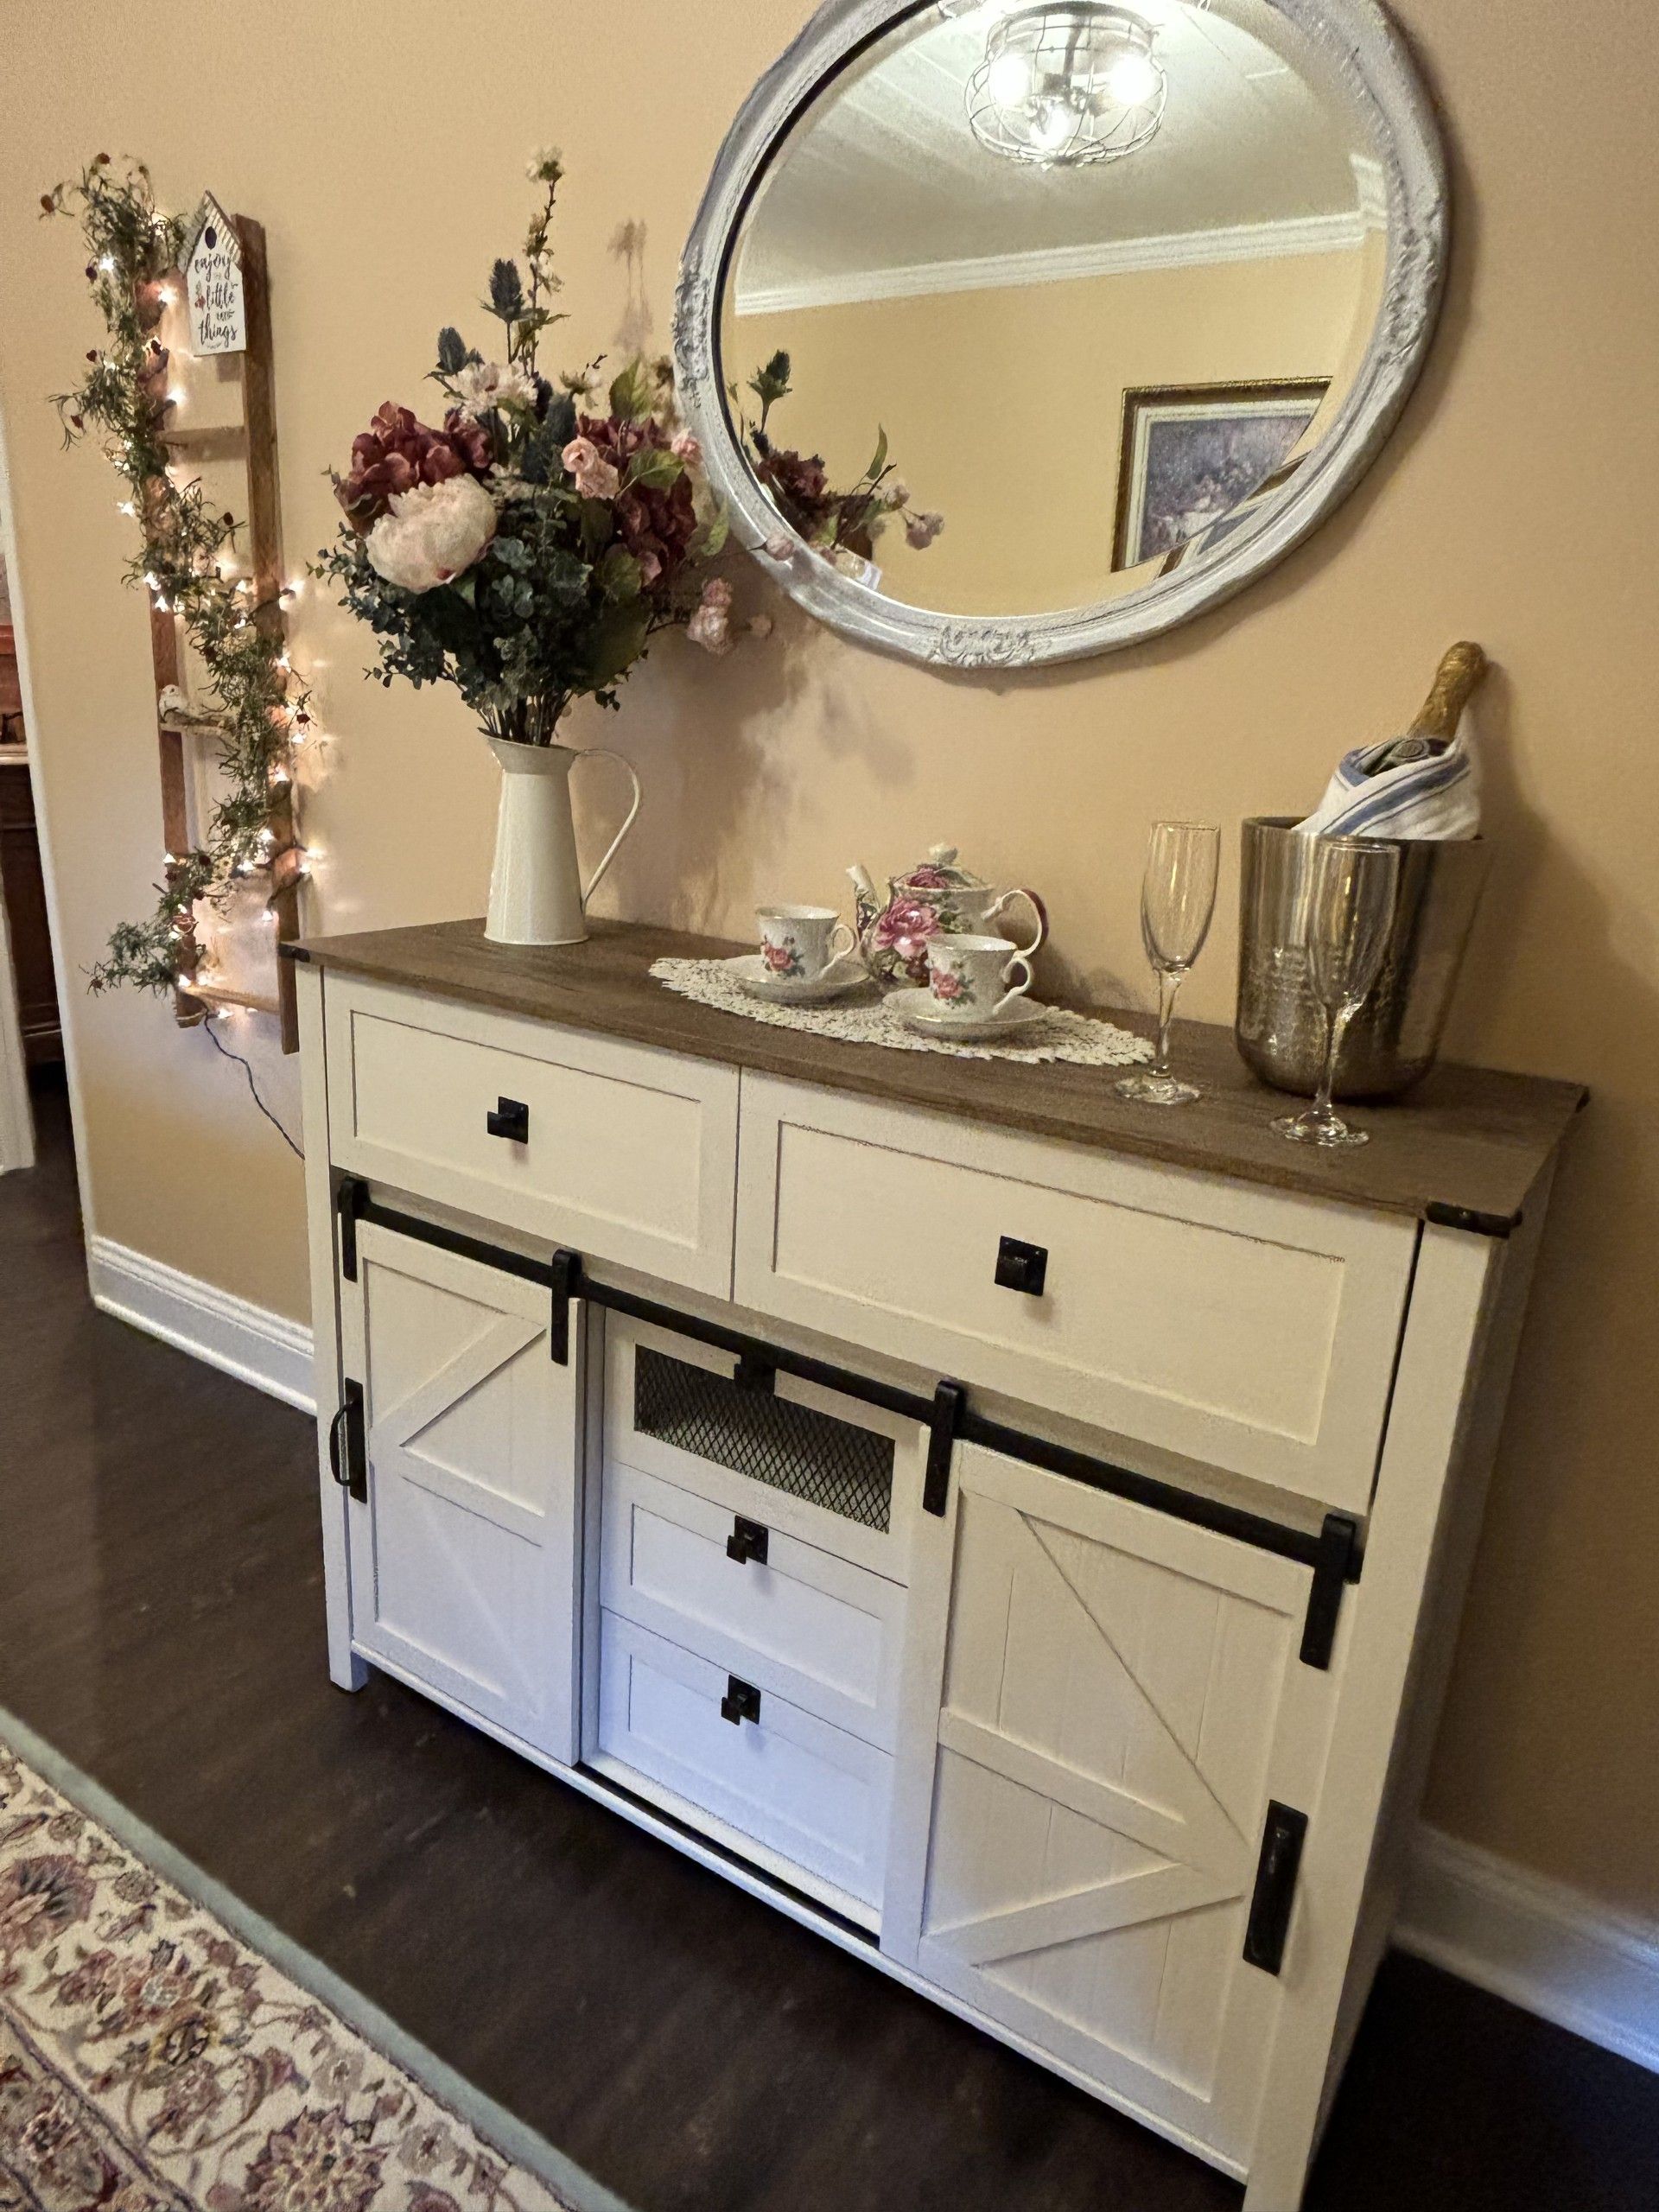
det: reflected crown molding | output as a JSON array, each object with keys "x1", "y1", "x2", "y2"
[{"x1": 735, "y1": 208, "x2": 1373, "y2": 318}]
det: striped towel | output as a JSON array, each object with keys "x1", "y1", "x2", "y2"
[{"x1": 1296, "y1": 714, "x2": 1479, "y2": 839}]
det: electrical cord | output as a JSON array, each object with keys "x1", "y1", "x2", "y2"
[{"x1": 201, "y1": 1020, "x2": 303, "y2": 1159}]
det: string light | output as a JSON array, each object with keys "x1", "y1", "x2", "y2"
[
  {"x1": 167, "y1": 385, "x2": 186, "y2": 407},
  {"x1": 117, "y1": 499, "x2": 137, "y2": 517}
]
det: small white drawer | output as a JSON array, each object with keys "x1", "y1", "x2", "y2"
[
  {"x1": 734, "y1": 1075, "x2": 1418, "y2": 1514},
  {"x1": 594, "y1": 1611, "x2": 892, "y2": 1916},
  {"x1": 601, "y1": 1459, "x2": 906, "y2": 1750},
  {"x1": 603, "y1": 1316, "x2": 923, "y2": 1585},
  {"x1": 323, "y1": 975, "x2": 738, "y2": 1295}
]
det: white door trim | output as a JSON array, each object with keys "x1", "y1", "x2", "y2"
[{"x1": 0, "y1": 400, "x2": 87, "y2": 1205}]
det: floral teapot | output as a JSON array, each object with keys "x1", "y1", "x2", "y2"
[{"x1": 849, "y1": 845, "x2": 1048, "y2": 987}]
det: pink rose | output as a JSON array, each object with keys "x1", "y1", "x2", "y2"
[
  {"x1": 903, "y1": 865, "x2": 953, "y2": 889},
  {"x1": 906, "y1": 510, "x2": 944, "y2": 551},
  {"x1": 671, "y1": 431, "x2": 702, "y2": 467},
  {"x1": 931, "y1": 968, "x2": 963, "y2": 1001},
  {"x1": 762, "y1": 942, "x2": 794, "y2": 972},
  {"x1": 763, "y1": 532, "x2": 794, "y2": 561},
  {"x1": 687, "y1": 601, "x2": 732, "y2": 657},
  {"x1": 873, "y1": 897, "x2": 939, "y2": 952},
  {"x1": 700, "y1": 576, "x2": 734, "y2": 612},
  {"x1": 563, "y1": 435, "x2": 620, "y2": 500}
]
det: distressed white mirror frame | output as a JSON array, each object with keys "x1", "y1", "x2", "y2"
[{"x1": 674, "y1": 0, "x2": 1448, "y2": 670}]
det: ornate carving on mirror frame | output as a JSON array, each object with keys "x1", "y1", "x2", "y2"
[{"x1": 674, "y1": 0, "x2": 1450, "y2": 672}]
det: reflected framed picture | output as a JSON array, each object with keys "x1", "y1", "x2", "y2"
[{"x1": 1112, "y1": 380, "x2": 1331, "y2": 573}]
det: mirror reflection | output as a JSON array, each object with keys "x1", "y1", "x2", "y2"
[{"x1": 719, "y1": 0, "x2": 1389, "y2": 618}]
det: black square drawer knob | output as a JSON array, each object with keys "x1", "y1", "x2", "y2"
[
  {"x1": 995, "y1": 1236, "x2": 1048, "y2": 1297},
  {"x1": 486, "y1": 1097, "x2": 530, "y2": 1143},
  {"x1": 726, "y1": 1516, "x2": 770, "y2": 1567},
  {"x1": 720, "y1": 1676, "x2": 762, "y2": 1726}
]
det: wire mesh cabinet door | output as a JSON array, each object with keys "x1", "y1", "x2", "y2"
[
  {"x1": 885, "y1": 1441, "x2": 1333, "y2": 2173},
  {"x1": 339, "y1": 1219, "x2": 583, "y2": 1764}
]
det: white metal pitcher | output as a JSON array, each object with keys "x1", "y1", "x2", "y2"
[{"x1": 484, "y1": 737, "x2": 642, "y2": 947}]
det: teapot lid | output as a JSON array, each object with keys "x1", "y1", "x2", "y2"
[{"x1": 895, "y1": 842, "x2": 986, "y2": 890}]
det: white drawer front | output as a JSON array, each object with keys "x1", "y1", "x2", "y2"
[
  {"x1": 594, "y1": 1611, "x2": 892, "y2": 1913},
  {"x1": 735, "y1": 1076, "x2": 1417, "y2": 1512},
  {"x1": 601, "y1": 1459, "x2": 906, "y2": 1749},
  {"x1": 325, "y1": 976, "x2": 738, "y2": 1294}
]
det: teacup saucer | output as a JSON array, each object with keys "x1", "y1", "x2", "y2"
[
  {"x1": 888, "y1": 988, "x2": 1052, "y2": 1044},
  {"x1": 728, "y1": 952, "x2": 873, "y2": 1007}
]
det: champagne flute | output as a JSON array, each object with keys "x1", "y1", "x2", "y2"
[
  {"x1": 1116, "y1": 822, "x2": 1220, "y2": 1107},
  {"x1": 1274, "y1": 837, "x2": 1401, "y2": 1147}
]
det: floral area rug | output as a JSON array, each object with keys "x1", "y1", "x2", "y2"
[{"x1": 0, "y1": 1732, "x2": 594, "y2": 2212}]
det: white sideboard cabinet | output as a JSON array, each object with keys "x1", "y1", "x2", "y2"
[{"x1": 289, "y1": 919, "x2": 1584, "y2": 2210}]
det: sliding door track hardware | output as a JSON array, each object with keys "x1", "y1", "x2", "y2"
[
  {"x1": 335, "y1": 1203, "x2": 1364, "y2": 1666},
  {"x1": 334, "y1": 1173, "x2": 370, "y2": 1282},
  {"x1": 924, "y1": 1381, "x2": 968, "y2": 1516}
]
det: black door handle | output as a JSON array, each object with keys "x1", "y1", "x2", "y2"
[
  {"x1": 726, "y1": 1516, "x2": 770, "y2": 1567},
  {"x1": 720, "y1": 1676, "x2": 761, "y2": 1726},
  {"x1": 327, "y1": 1402, "x2": 350, "y2": 1486},
  {"x1": 486, "y1": 1097, "x2": 530, "y2": 1143},
  {"x1": 995, "y1": 1236, "x2": 1048, "y2": 1296},
  {"x1": 328, "y1": 1380, "x2": 367, "y2": 1503}
]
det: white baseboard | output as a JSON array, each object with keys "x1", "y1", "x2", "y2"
[
  {"x1": 1397, "y1": 1824, "x2": 1659, "y2": 2073},
  {"x1": 87, "y1": 1234, "x2": 315, "y2": 1414},
  {"x1": 77, "y1": 1237, "x2": 1659, "y2": 2079}
]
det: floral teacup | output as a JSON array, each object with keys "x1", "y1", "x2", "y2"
[
  {"x1": 926, "y1": 933, "x2": 1034, "y2": 1022},
  {"x1": 757, "y1": 906, "x2": 859, "y2": 985}
]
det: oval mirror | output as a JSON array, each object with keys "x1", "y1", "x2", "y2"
[{"x1": 676, "y1": 0, "x2": 1446, "y2": 667}]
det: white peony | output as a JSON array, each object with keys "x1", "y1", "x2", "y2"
[
  {"x1": 454, "y1": 359, "x2": 537, "y2": 420},
  {"x1": 365, "y1": 476, "x2": 498, "y2": 594}
]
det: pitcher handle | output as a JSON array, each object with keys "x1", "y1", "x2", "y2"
[
  {"x1": 988, "y1": 887, "x2": 1049, "y2": 960},
  {"x1": 572, "y1": 747, "x2": 643, "y2": 909}
]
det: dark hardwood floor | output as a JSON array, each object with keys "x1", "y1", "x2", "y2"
[{"x1": 3, "y1": 1076, "x2": 1655, "y2": 2212}]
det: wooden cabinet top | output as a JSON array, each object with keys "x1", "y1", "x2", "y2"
[{"x1": 291, "y1": 918, "x2": 1585, "y2": 1231}]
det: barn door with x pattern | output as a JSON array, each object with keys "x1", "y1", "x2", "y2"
[
  {"x1": 341, "y1": 1220, "x2": 582, "y2": 1764},
  {"x1": 898, "y1": 1443, "x2": 1327, "y2": 2168}
]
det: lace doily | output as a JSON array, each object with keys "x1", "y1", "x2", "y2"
[{"x1": 651, "y1": 958, "x2": 1153, "y2": 1066}]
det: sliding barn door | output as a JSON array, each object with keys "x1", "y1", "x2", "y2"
[
  {"x1": 891, "y1": 1444, "x2": 1325, "y2": 2170},
  {"x1": 340, "y1": 1220, "x2": 582, "y2": 1764}
]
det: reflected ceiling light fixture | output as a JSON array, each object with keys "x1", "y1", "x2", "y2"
[{"x1": 966, "y1": 3, "x2": 1167, "y2": 168}]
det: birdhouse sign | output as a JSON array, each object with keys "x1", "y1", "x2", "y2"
[{"x1": 181, "y1": 194, "x2": 245, "y2": 355}]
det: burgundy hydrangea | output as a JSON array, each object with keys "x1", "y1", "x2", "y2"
[
  {"x1": 334, "y1": 403, "x2": 494, "y2": 529},
  {"x1": 755, "y1": 444, "x2": 834, "y2": 537},
  {"x1": 575, "y1": 413, "x2": 699, "y2": 589}
]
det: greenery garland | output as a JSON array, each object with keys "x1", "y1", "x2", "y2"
[{"x1": 42, "y1": 156, "x2": 304, "y2": 997}]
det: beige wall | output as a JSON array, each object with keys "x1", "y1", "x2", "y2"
[
  {"x1": 0, "y1": 0, "x2": 1655, "y2": 1924},
  {"x1": 731, "y1": 245, "x2": 1368, "y2": 611}
]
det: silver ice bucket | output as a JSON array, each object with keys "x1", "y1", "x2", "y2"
[{"x1": 1236, "y1": 817, "x2": 1491, "y2": 1100}]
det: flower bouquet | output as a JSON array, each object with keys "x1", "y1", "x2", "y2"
[
  {"x1": 317, "y1": 150, "x2": 735, "y2": 944},
  {"x1": 732, "y1": 352, "x2": 941, "y2": 584}
]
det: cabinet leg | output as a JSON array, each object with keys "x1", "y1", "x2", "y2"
[{"x1": 331, "y1": 1650, "x2": 370, "y2": 1693}]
